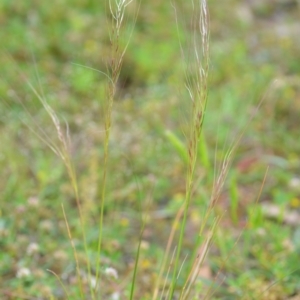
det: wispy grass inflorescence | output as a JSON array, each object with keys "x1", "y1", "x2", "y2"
[
  {"x1": 166, "y1": 1, "x2": 210, "y2": 298},
  {"x1": 2, "y1": 51, "x2": 92, "y2": 297},
  {"x1": 95, "y1": 0, "x2": 139, "y2": 294}
]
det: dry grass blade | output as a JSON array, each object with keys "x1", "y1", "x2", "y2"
[
  {"x1": 61, "y1": 204, "x2": 84, "y2": 298},
  {"x1": 47, "y1": 269, "x2": 71, "y2": 299},
  {"x1": 152, "y1": 203, "x2": 185, "y2": 300},
  {"x1": 181, "y1": 219, "x2": 219, "y2": 300}
]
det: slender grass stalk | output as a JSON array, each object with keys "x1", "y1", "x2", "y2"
[
  {"x1": 27, "y1": 83, "x2": 95, "y2": 298},
  {"x1": 202, "y1": 168, "x2": 270, "y2": 299},
  {"x1": 47, "y1": 269, "x2": 71, "y2": 300},
  {"x1": 229, "y1": 172, "x2": 239, "y2": 224},
  {"x1": 160, "y1": 247, "x2": 177, "y2": 300},
  {"x1": 61, "y1": 204, "x2": 84, "y2": 298},
  {"x1": 181, "y1": 218, "x2": 219, "y2": 299},
  {"x1": 95, "y1": 0, "x2": 139, "y2": 290},
  {"x1": 129, "y1": 221, "x2": 145, "y2": 300},
  {"x1": 5, "y1": 55, "x2": 96, "y2": 298},
  {"x1": 168, "y1": 1, "x2": 210, "y2": 298},
  {"x1": 152, "y1": 204, "x2": 185, "y2": 299}
]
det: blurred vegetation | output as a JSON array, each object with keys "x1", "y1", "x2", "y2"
[{"x1": 1, "y1": 0, "x2": 300, "y2": 299}]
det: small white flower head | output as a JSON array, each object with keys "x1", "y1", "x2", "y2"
[
  {"x1": 53, "y1": 250, "x2": 68, "y2": 262},
  {"x1": 40, "y1": 220, "x2": 54, "y2": 232},
  {"x1": 104, "y1": 267, "x2": 118, "y2": 280},
  {"x1": 111, "y1": 292, "x2": 120, "y2": 300},
  {"x1": 290, "y1": 177, "x2": 300, "y2": 189},
  {"x1": 16, "y1": 205, "x2": 26, "y2": 214},
  {"x1": 16, "y1": 267, "x2": 31, "y2": 278},
  {"x1": 27, "y1": 196, "x2": 39, "y2": 207},
  {"x1": 256, "y1": 228, "x2": 266, "y2": 236},
  {"x1": 27, "y1": 243, "x2": 40, "y2": 255},
  {"x1": 89, "y1": 276, "x2": 97, "y2": 289}
]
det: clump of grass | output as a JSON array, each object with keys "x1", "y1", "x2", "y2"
[
  {"x1": 152, "y1": 0, "x2": 241, "y2": 298},
  {"x1": 3, "y1": 0, "x2": 220, "y2": 298},
  {"x1": 3, "y1": 51, "x2": 91, "y2": 297},
  {"x1": 5, "y1": 0, "x2": 296, "y2": 299}
]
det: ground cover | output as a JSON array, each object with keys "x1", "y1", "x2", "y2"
[{"x1": 1, "y1": 0, "x2": 300, "y2": 299}]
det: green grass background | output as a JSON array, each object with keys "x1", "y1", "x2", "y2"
[{"x1": 1, "y1": 0, "x2": 300, "y2": 299}]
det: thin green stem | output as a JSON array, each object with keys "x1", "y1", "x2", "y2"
[
  {"x1": 168, "y1": 177, "x2": 194, "y2": 299},
  {"x1": 95, "y1": 122, "x2": 112, "y2": 288},
  {"x1": 129, "y1": 222, "x2": 145, "y2": 300}
]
